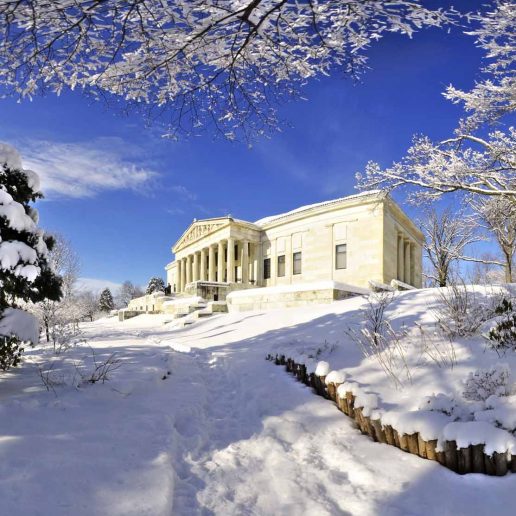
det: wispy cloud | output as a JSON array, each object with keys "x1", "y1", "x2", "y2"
[
  {"x1": 76, "y1": 277, "x2": 123, "y2": 294},
  {"x1": 19, "y1": 137, "x2": 158, "y2": 199}
]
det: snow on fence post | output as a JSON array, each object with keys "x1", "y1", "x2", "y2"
[{"x1": 268, "y1": 354, "x2": 516, "y2": 477}]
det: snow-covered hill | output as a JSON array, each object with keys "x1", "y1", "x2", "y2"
[{"x1": 1, "y1": 287, "x2": 516, "y2": 515}]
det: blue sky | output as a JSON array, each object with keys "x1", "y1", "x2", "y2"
[{"x1": 0, "y1": 1, "x2": 487, "y2": 289}]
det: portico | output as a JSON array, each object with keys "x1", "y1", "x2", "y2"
[{"x1": 166, "y1": 217, "x2": 261, "y2": 299}]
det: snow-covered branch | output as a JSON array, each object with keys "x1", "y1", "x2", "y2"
[{"x1": 0, "y1": 0, "x2": 454, "y2": 140}]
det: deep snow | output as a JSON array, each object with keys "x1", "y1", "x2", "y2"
[{"x1": 1, "y1": 290, "x2": 516, "y2": 515}]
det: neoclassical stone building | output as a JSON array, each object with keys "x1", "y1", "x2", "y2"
[{"x1": 164, "y1": 191, "x2": 423, "y2": 307}]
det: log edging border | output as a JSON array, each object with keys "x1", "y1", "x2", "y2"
[{"x1": 267, "y1": 353, "x2": 515, "y2": 476}]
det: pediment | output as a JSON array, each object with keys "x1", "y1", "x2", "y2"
[{"x1": 174, "y1": 220, "x2": 228, "y2": 251}]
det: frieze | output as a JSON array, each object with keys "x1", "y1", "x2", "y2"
[{"x1": 175, "y1": 222, "x2": 225, "y2": 250}]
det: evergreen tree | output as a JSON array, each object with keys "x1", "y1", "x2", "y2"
[
  {"x1": 0, "y1": 145, "x2": 62, "y2": 370},
  {"x1": 0, "y1": 162, "x2": 62, "y2": 309},
  {"x1": 98, "y1": 288, "x2": 114, "y2": 312},
  {"x1": 146, "y1": 277, "x2": 165, "y2": 295}
]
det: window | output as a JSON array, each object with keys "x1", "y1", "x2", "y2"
[
  {"x1": 293, "y1": 252, "x2": 302, "y2": 275},
  {"x1": 335, "y1": 244, "x2": 347, "y2": 270},
  {"x1": 277, "y1": 255, "x2": 285, "y2": 277},
  {"x1": 263, "y1": 258, "x2": 271, "y2": 279}
]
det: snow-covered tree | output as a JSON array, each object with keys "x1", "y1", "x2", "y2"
[
  {"x1": 357, "y1": 1, "x2": 515, "y2": 201},
  {"x1": 146, "y1": 277, "x2": 165, "y2": 295},
  {"x1": 75, "y1": 290, "x2": 100, "y2": 322},
  {"x1": 0, "y1": 143, "x2": 62, "y2": 369},
  {"x1": 470, "y1": 196, "x2": 516, "y2": 282},
  {"x1": 118, "y1": 280, "x2": 144, "y2": 307},
  {"x1": 0, "y1": 144, "x2": 62, "y2": 309},
  {"x1": 0, "y1": 1, "x2": 453, "y2": 140},
  {"x1": 28, "y1": 234, "x2": 80, "y2": 343},
  {"x1": 420, "y1": 208, "x2": 490, "y2": 287},
  {"x1": 98, "y1": 288, "x2": 115, "y2": 313}
]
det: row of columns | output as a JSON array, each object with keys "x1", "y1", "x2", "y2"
[
  {"x1": 397, "y1": 233, "x2": 414, "y2": 285},
  {"x1": 175, "y1": 239, "x2": 257, "y2": 293}
]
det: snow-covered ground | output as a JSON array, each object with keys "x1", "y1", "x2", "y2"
[{"x1": 1, "y1": 289, "x2": 516, "y2": 515}]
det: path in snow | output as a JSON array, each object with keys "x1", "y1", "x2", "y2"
[
  {"x1": 144, "y1": 315, "x2": 516, "y2": 516},
  {"x1": 2, "y1": 307, "x2": 516, "y2": 516}
]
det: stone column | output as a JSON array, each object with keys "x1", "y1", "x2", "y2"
[
  {"x1": 193, "y1": 252, "x2": 199, "y2": 282},
  {"x1": 227, "y1": 237, "x2": 235, "y2": 283},
  {"x1": 397, "y1": 233, "x2": 404, "y2": 282},
  {"x1": 253, "y1": 244, "x2": 259, "y2": 285},
  {"x1": 181, "y1": 257, "x2": 186, "y2": 292},
  {"x1": 176, "y1": 260, "x2": 182, "y2": 293},
  {"x1": 208, "y1": 245, "x2": 216, "y2": 282},
  {"x1": 186, "y1": 255, "x2": 192, "y2": 285},
  {"x1": 200, "y1": 248, "x2": 207, "y2": 281},
  {"x1": 217, "y1": 241, "x2": 225, "y2": 282},
  {"x1": 404, "y1": 239, "x2": 411, "y2": 285},
  {"x1": 241, "y1": 240, "x2": 249, "y2": 284}
]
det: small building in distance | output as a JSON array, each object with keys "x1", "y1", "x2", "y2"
[{"x1": 163, "y1": 190, "x2": 423, "y2": 312}]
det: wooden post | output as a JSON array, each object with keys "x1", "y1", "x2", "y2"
[
  {"x1": 371, "y1": 419, "x2": 386, "y2": 444},
  {"x1": 425, "y1": 440, "x2": 437, "y2": 461},
  {"x1": 384, "y1": 425, "x2": 395, "y2": 446},
  {"x1": 399, "y1": 433, "x2": 409, "y2": 452},
  {"x1": 407, "y1": 433, "x2": 419, "y2": 455},
  {"x1": 393, "y1": 429, "x2": 401, "y2": 448},
  {"x1": 417, "y1": 435, "x2": 427, "y2": 458},
  {"x1": 471, "y1": 444, "x2": 485, "y2": 474},
  {"x1": 457, "y1": 446, "x2": 472, "y2": 475},
  {"x1": 444, "y1": 441, "x2": 459, "y2": 473},
  {"x1": 511, "y1": 454, "x2": 516, "y2": 473},
  {"x1": 484, "y1": 452, "x2": 496, "y2": 476},
  {"x1": 354, "y1": 407, "x2": 365, "y2": 433},
  {"x1": 494, "y1": 451, "x2": 508, "y2": 476},
  {"x1": 346, "y1": 392, "x2": 355, "y2": 414},
  {"x1": 327, "y1": 382, "x2": 336, "y2": 402},
  {"x1": 363, "y1": 416, "x2": 376, "y2": 441},
  {"x1": 309, "y1": 373, "x2": 316, "y2": 389},
  {"x1": 436, "y1": 450, "x2": 446, "y2": 466},
  {"x1": 337, "y1": 395, "x2": 347, "y2": 414}
]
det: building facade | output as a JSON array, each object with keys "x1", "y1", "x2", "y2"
[{"x1": 164, "y1": 191, "x2": 423, "y2": 303}]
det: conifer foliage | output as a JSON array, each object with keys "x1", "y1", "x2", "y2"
[
  {"x1": 0, "y1": 143, "x2": 62, "y2": 370},
  {"x1": 98, "y1": 288, "x2": 115, "y2": 313},
  {"x1": 146, "y1": 277, "x2": 165, "y2": 295}
]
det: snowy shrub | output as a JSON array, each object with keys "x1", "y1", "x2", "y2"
[
  {"x1": 433, "y1": 283, "x2": 487, "y2": 337},
  {"x1": 416, "y1": 323, "x2": 456, "y2": 369},
  {"x1": 419, "y1": 393, "x2": 475, "y2": 421},
  {"x1": 0, "y1": 334, "x2": 25, "y2": 370},
  {"x1": 484, "y1": 299, "x2": 516, "y2": 355},
  {"x1": 463, "y1": 364, "x2": 511, "y2": 402},
  {"x1": 346, "y1": 291, "x2": 411, "y2": 389}
]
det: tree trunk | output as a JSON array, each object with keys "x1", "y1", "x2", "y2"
[
  {"x1": 45, "y1": 321, "x2": 50, "y2": 343},
  {"x1": 504, "y1": 251, "x2": 513, "y2": 282}
]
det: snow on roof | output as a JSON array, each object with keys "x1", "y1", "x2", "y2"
[{"x1": 254, "y1": 190, "x2": 383, "y2": 226}]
